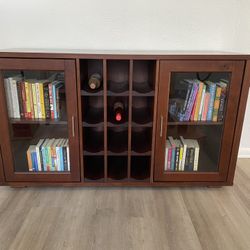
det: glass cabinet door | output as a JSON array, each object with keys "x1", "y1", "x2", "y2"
[
  {"x1": 154, "y1": 60, "x2": 245, "y2": 182},
  {"x1": 0, "y1": 59, "x2": 80, "y2": 182}
]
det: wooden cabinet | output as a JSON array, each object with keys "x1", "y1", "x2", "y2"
[
  {"x1": 154, "y1": 60, "x2": 245, "y2": 182},
  {"x1": 0, "y1": 52, "x2": 249, "y2": 187},
  {"x1": 0, "y1": 58, "x2": 80, "y2": 182}
]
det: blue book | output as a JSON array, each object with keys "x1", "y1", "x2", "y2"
[
  {"x1": 31, "y1": 151, "x2": 37, "y2": 172},
  {"x1": 205, "y1": 81, "x2": 217, "y2": 121},
  {"x1": 59, "y1": 139, "x2": 65, "y2": 171},
  {"x1": 41, "y1": 139, "x2": 49, "y2": 171}
]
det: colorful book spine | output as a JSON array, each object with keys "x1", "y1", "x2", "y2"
[
  {"x1": 212, "y1": 86, "x2": 222, "y2": 122},
  {"x1": 217, "y1": 82, "x2": 227, "y2": 122},
  {"x1": 164, "y1": 146, "x2": 168, "y2": 171},
  {"x1": 194, "y1": 81, "x2": 204, "y2": 121},
  {"x1": 201, "y1": 92, "x2": 210, "y2": 121},
  {"x1": 49, "y1": 83, "x2": 54, "y2": 119},
  {"x1": 10, "y1": 78, "x2": 21, "y2": 118},
  {"x1": 184, "y1": 83, "x2": 199, "y2": 121},
  {"x1": 28, "y1": 83, "x2": 34, "y2": 119},
  {"x1": 39, "y1": 83, "x2": 46, "y2": 119},
  {"x1": 25, "y1": 82, "x2": 31, "y2": 118},
  {"x1": 32, "y1": 83, "x2": 38, "y2": 119},
  {"x1": 206, "y1": 82, "x2": 216, "y2": 121},
  {"x1": 44, "y1": 84, "x2": 50, "y2": 119},
  {"x1": 4, "y1": 79, "x2": 14, "y2": 118},
  {"x1": 36, "y1": 82, "x2": 42, "y2": 119},
  {"x1": 66, "y1": 140, "x2": 70, "y2": 171},
  {"x1": 21, "y1": 82, "x2": 27, "y2": 118}
]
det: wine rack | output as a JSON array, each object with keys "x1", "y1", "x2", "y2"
[{"x1": 80, "y1": 59, "x2": 157, "y2": 182}]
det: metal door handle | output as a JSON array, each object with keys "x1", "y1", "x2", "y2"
[
  {"x1": 72, "y1": 116, "x2": 75, "y2": 137},
  {"x1": 160, "y1": 115, "x2": 163, "y2": 137}
]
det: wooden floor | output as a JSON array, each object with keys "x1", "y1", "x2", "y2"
[{"x1": 0, "y1": 159, "x2": 250, "y2": 250}]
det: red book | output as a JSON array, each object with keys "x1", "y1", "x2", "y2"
[
  {"x1": 21, "y1": 81, "x2": 28, "y2": 118},
  {"x1": 48, "y1": 83, "x2": 54, "y2": 119}
]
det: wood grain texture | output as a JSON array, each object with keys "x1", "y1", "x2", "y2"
[
  {"x1": 0, "y1": 159, "x2": 249, "y2": 250},
  {"x1": 0, "y1": 148, "x2": 5, "y2": 183}
]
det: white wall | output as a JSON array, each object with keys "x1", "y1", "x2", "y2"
[{"x1": 0, "y1": 0, "x2": 249, "y2": 156}]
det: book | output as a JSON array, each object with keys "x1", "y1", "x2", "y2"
[
  {"x1": 174, "y1": 140, "x2": 180, "y2": 171},
  {"x1": 201, "y1": 92, "x2": 210, "y2": 121},
  {"x1": 49, "y1": 83, "x2": 54, "y2": 119},
  {"x1": 43, "y1": 83, "x2": 50, "y2": 119},
  {"x1": 198, "y1": 84, "x2": 206, "y2": 121},
  {"x1": 180, "y1": 136, "x2": 187, "y2": 171},
  {"x1": 9, "y1": 77, "x2": 21, "y2": 118},
  {"x1": 212, "y1": 85, "x2": 222, "y2": 122},
  {"x1": 175, "y1": 140, "x2": 183, "y2": 171},
  {"x1": 66, "y1": 139, "x2": 70, "y2": 171},
  {"x1": 217, "y1": 81, "x2": 227, "y2": 122},
  {"x1": 16, "y1": 81, "x2": 24, "y2": 118},
  {"x1": 32, "y1": 83, "x2": 38, "y2": 119},
  {"x1": 164, "y1": 143, "x2": 169, "y2": 171},
  {"x1": 27, "y1": 146, "x2": 34, "y2": 171},
  {"x1": 193, "y1": 81, "x2": 204, "y2": 121},
  {"x1": 28, "y1": 82, "x2": 34, "y2": 119},
  {"x1": 36, "y1": 139, "x2": 44, "y2": 171},
  {"x1": 168, "y1": 137, "x2": 176, "y2": 171},
  {"x1": 35, "y1": 82, "x2": 42, "y2": 119},
  {"x1": 41, "y1": 139, "x2": 49, "y2": 171},
  {"x1": 192, "y1": 140, "x2": 200, "y2": 171},
  {"x1": 205, "y1": 81, "x2": 217, "y2": 121},
  {"x1": 25, "y1": 81, "x2": 31, "y2": 118},
  {"x1": 39, "y1": 82, "x2": 46, "y2": 119},
  {"x1": 4, "y1": 78, "x2": 14, "y2": 118}
]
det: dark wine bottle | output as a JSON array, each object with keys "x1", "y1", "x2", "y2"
[
  {"x1": 88, "y1": 73, "x2": 102, "y2": 90},
  {"x1": 113, "y1": 101, "x2": 124, "y2": 122}
]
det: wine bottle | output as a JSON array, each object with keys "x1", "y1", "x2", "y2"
[
  {"x1": 88, "y1": 73, "x2": 102, "y2": 90},
  {"x1": 113, "y1": 101, "x2": 124, "y2": 122}
]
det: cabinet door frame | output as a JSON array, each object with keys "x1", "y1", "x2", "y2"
[
  {"x1": 0, "y1": 147, "x2": 5, "y2": 183},
  {"x1": 0, "y1": 58, "x2": 80, "y2": 182},
  {"x1": 154, "y1": 60, "x2": 245, "y2": 182}
]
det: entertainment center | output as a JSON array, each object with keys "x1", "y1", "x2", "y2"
[{"x1": 0, "y1": 50, "x2": 249, "y2": 187}]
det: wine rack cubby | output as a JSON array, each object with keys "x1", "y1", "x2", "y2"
[{"x1": 80, "y1": 59, "x2": 157, "y2": 182}]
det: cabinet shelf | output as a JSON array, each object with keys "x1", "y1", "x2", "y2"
[
  {"x1": 81, "y1": 89, "x2": 103, "y2": 96},
  {"x1": 9, "y1": 118, "x2": 68, "y2": 125}
]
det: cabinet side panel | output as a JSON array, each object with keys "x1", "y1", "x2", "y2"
[
  {"x1": 228, "y1": 60, "x2": 250, "y2": 184},
  {"x1": 0, "y1": 148, "x2": 5, "y2": 183}
]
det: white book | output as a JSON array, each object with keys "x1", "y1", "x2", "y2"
[
  {"x1": 180, "y1": 136, "x2": 187, "y2": 171},
  {"x1": 66, "y1": 139, "x2": 70, "y2": 171},
  {"x1": 9, "y1": 77, "x2": 21, "y2": 118},
  {"x1": 36, "y1": 139, "x2": 44, "y2": 171},
  {"x1": 4, "y1": 78, "x2": 14, "y2": 118},
  {"x1": 164, "y1": 141, "x2": 169, "y2": 171},
  {"x1": 192, "y1": 140, "x2": 200, "y2": 171},
  {"x1": 198, "y1": 85, "x2": 206, "y2": 121},
  {"x1": 36, "y1": 82, "x2": 41, "y2": 118}
]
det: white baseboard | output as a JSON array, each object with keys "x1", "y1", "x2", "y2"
[{"x1": 238, "y1": 147, "x2": 250, "y2": 158}]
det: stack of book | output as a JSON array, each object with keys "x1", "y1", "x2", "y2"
[
  {"x1": 169, "y1": 79, "x2": 228, "y2": 122},
  {"x1": 4, "y1": 76, "x2": 63, "y2": 119},
  {"x1": 26, "y1": 138, "x2": 70, "y2": 172},
  {"x1": 165, "y1": 136, "x2": 200, "y2": 171}
]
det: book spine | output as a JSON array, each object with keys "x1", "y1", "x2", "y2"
[
  {"x1": 4, "y1": 79, "x2": 13, "y2": 118},
  {"x1": 184, "y1": 148, "x2": 190, "y2": 171},
  {"x1": 194, "y1": 82, "x2": 203, "y2": 121},
  {"x1": 62, "y1": 146, "x2": 68, "y2": 171},
  {"x1": 44, "y1": 85, "x2": 50, "y2": 119},
  {"x1": 11, "y1": 79, "x2": 21, "y2": 118},
  {"x1": 52, "y1": 84, "x2": 57, "y2": 119},
  {"x1": 49, "y1": 83, "x2": 54, "y2": 119},
  {"x1": 51, "y1": 146, "x2": 57, "y2": 171},
  {"x1": 167, "y1": 147, "x2": 172, "y2": 170},
  {"x1": 47, "y1": 145, "x2": 53, "y2": 171},
  {"x1": 206, "y1": 85, "x2": 216, "y2": 121},
  {"x1": 182, "y1": 83, "x2": 193, "y2": 115},
  {"x1": 164, "y1": 147, "x2": 168, "y2": 171},
  {"x1": 32, "y1": 83, "x2": 38, "y2": 119},
  {"x1": 175, "y1": 146, "x2": 180, "y2": 171},
  {"x1": 41, "y1": 146, "x2": 47, "y2": 171},
  {"x1": 185, "y1": 84, "x2": 198, "y2": 121},
  {"x1": 201, "y1": 93, "x2": 210, "y2": 121},
  {"x1": 66, "y1": 142, "x2": 70, "y2": 171},
  {"x1": 45, "y1": 145, "x2": 50, "y2": 171},
  {"x1": 171, "y1": 147, "x2": 176, "y2": 171},
  {"x1": 188, "y1": 148, "x2": 195, "y2": 171},
  {"x1": 36, "y1": 146, "x2": 42, "y2": 171},
  {"x1": 25, "y1": 82, "x2": 31, "y2": 118},
  {"x1": 31, "y1": 151, "x2": 37, "y2": 172},
  {"x1": 39, "y1": 83, "x2": 46, "y2": 119},
  {"x1": 178, "y1": 146, "x2": 183, "y2": 171},
  {"x1": 20, "y1": 82, "x2": 27, "y2": 118},
  {"x1": 198, "y1": 86, "x2": 206, "y2": 121},
  {"x1": 181, "y1": 145, "x2": 186, "y2": 171},
  {"x1": 28, "y1": 83, "x2": 34, "y2": 119},
  {"x1": 39, "y1": 146, "x2": 44, "y2": 171},
  {"x1": 56, "y1": 86, "x2": 60, "y2": 119},
  {"x1": 36, "y1": 83, "x2": 41, "y2": 119},
  {"x1": 212, "y1": 87, "x2": 222, "y2": 122},
  {"x1": 56, "y1": 146, "x2": 61, "y2": 171},
  {"x1": 16, "y1": 82, "x2": 24, "y2": 118},
  {"x1": 27, "y1": 149, "x2": 33, "y2": 171},
  {"x1": 217, "y1": 88, "x2": 226, "y2": 122},
  {"x1": 59, "y1": 146, "x2": 64, "y2": 172},
  {"x1": 193, "y1": 146, "x2": 200, "y2": 171}
]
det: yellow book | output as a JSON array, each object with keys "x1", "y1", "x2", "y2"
[
  {"x1": 194, "y1": 81, "x2": 204, "y2": 121},
  {"x1": 25, "y1": 82, "x2": 31, "y2": 118},
  {"x1": 32, "y1": 83, "x2": 38, "y2": 119},
  {"x1": 39, "y1": 83, "x2": 46, "y2": 119},
  {"x1": 179, "y1": 146, "x2": 183, "y2": 171},
  {"x1": 212, "y1": 86, "x2": 222, "y2": 122}
]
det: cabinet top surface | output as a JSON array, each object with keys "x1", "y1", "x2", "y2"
[{"x1": 0, "y1": 48, "x2": 249, "y2": 59}]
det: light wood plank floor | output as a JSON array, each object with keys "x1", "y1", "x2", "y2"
[{"x1": 0, "y1": 159, "x2": 250, "y2": 250}]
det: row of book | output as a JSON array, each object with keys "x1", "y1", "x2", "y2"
[
  {"x1": 169, "y1": 79, "x2": 228, "y2": 122},
  {"x1": 4, "y1": 76, "x2": 64, "y2": 120},
  {"x1": 27, "y1": 138, "x2": 70, "y2": 172},
  {"x1": 165, "y1": 136, "x2": 200, "y2": 171}
]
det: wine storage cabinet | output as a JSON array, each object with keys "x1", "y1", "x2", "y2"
[{"x1": 0, "y1": 51, "x2": 249, "y2": 187}]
